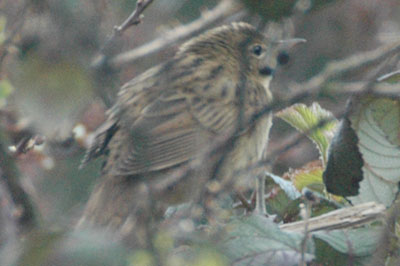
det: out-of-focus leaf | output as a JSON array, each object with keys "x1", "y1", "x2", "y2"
[
  {"x1": 0, "y1": 131, "x2": 37, "y2": 229},
  {"x1": 267, "y1": 171, "x2": 301, "y2": 200},
  {"x1": 313, "y1": 227, "x2": 382, "y2": 264},
  {"x1": 49, "y1": 229, "x2": 128, "y2": 266},
  {"x1": 12, "y1": 54, "x2": 94, "y2": 139},
  {"x1": 241, "y1": 0, "x2": 337, "y2": 21},
  {"x1": 0, "y1": 179, "x2": 20, "y2": 266},
  {"x1": 166, "y1": 245, "x2": 228, "y2": 266},
  {"x1": 377, "y1": 70, "x2": 400, "y2": 84},
  {"x1": 0, "y1": 16, "x2": 6, "y2": 45},
  {"x1": 323, "y1": 118, "x2": 363, "y2": 197},
  {"x1": 241, "y1": 0, "x2": 295, "y2": 20},
  {"x1": 191, "y1": 249, "x2": 228, "y2": 266},
  {"x1": 17, "y1": 229, "x2": 128, "y2": 266},
  {"x1": 154, "y1": 230, "x2": 174, "y2": 258},
  {"x1": 16, "y1": 230, "x2": 65, "y2": 266},
  {"x1": 277, "y1": 103, "x2": 338, "y2": 163},
  {"x1": 129, "y1": 250, "x2": 155, "y2": 266},
  {"x1": 221, "y1": 214, "x2": 314, "y2": 266},
  {"x1": 0, "y1": 79, "x2": 14, "y2": 107}
]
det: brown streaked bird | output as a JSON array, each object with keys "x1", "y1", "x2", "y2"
[{"x1": 78, "y1": 22, "x2": 289, "y2": 245}]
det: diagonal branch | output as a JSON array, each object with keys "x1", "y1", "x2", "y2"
[
  {"x1": 114, "y1": 0, "x2": 155, "y2": 34},
  {"x1": 288, "y1": 38, "x2": 400, "y2": 98},
  {"x1": 280, "y1": 201, "x2": 385, "y2": 232},
  {"x1": 100, "y1": 0, "x2": 155, "y2": 54},
  {"x1": 110, "y1": 0, "x2": 241, "y2": 68}
]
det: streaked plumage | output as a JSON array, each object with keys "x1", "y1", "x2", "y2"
[{"x1": 78, "y1": 22, "x2": 283, "y2": 239}]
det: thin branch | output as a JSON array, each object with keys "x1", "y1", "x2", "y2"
[
  {"x1": 114, "y1": 0, "x2": 155, "y2": 34},
  {"x1": 299, "y1": 202, "x2": 311, "y2": 266},
  {"x1": 0, "y1": 178, "x2": 20, "y2": 266},
  {"x1": 288, "y1": 38, "x2": 400, "y2": 98},
  {"x1": 0, "y1": 131, "x2": 37, "y2": 231},
  {"x1": 100, "y1": 0, "x2": 155, "y2": 54},
  {"x1": 280, "y1": 201, "x2": 385, "y2": 233},
  {"x1": 9, "y1": 135, "x2": 45, "y2": 156},
  {"x1": 234, "y1": 192, "x2": 253, "y2": 212},
  {"x1": 0, "y1": 3, "x2": 31, "y2": 71},
  {"x1": 327, "y1": 82, "x2": 400, "y2": 99},
  {"x1": 110, "y1": 0, "x2": 241, "y2": 68}
]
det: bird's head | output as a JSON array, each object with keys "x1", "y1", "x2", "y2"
[{"x1": 178, "y1": 22, "x2": 290, "y2": 86}]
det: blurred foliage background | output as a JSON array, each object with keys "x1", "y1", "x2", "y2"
[{"x1": 1, "y1": 0, "x2": 400, "y2": 265}]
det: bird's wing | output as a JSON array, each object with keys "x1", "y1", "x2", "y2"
[
  {"x1": 80, "y1": 64, "x2": 165, "y2": 168},
  {"x1": 109, "y1": 88, "x2": 240, "y2": 176},
  {"x1": 80, "y1": 118, "x2": 118, "y2": 168},
  {"x1": 84, "y1": 56, "x2": 247, "y2": 176}
]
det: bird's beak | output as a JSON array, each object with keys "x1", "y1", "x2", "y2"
[{"x1": 276, "y1": 38, "x2": 307, "y2": 48}]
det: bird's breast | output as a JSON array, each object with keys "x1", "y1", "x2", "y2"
[{"x1": 219, "y1": 112, "x2": 273, "y2": 189}]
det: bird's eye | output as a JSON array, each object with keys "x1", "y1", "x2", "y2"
[
  {"x1": 252, "y1": 45, "x2": 263, "y2": 56},
  {"x1": 277, "y1": 51, "x2": 290, "y2": 65}
]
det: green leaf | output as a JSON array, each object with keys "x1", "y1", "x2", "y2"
[
  {"x1": 323, "y1": 118, "x2": 364, "y2": 197},
  {"x1": 17, "y1": 229, "x2": 128, "y2": 266},
  {"x1": 13, "y1": 55, "x2": 94, "y2": 138},
  {"x1": 0, "y1": 16, "x2": 6, "y2": 45},
  {"x1": 277, "y1": 103, "x2": 338, "y2": 164},
  {"x1": 17, "y1": 230, "x2": 64, "y2": 266},
  {"x1": 0, "y1": 79, "x2": 14, "y2": 107},
  {"x1": 166, "y1": 245, "x2": 228, "y2": 266},
  {"x1": 221, "y1": 214, "x2": 314, "y2": 266},
  {"x1": 266, "y1": 189, "x2": 301, "y2": 222},
  {"x1": 369, "y1": 98, "x2": 400, "y2": 146},
  {"x1": 313, "y1": 227, "x2": 382, "y2": 260},
  {"x1": 324, "y1": 96, "x2": 400, "y2": 206},
  {"x1": 267, "y1": 171, "x2": 301, "y2": 200},
  {"x1": 129, "y1": 250, "x2": 156, "y2": 266},
  {"x1": 288, "y1": 161, "x2": 325, "y2": 194},
  {"x1": 191, "y1": 249, "x2": 228, "y2": 266},
  {"x1": 348, "y1": 97, "x2": 400, "y2": 206}
]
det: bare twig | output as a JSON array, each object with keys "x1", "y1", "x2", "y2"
[
  {"x1": 0, "y1": 3, "x2": 31, "y2": 71},
  {"x1": 110, "y1": 0, "x2": 240, "y2": 68},
  {"x1": 280, "y1": 202, "x2": 385, "y2": 233},
  {"x1": 299, "y1": 202, "x2": 311, "y2": 266},
  {"x1": 0, "y1": 178, "x2": 20, "y2": 266},
  {"x1": 288, "y1": 38, "x2": 400, "y2": 99},
  {"x1": 234, "y1": 192, "x2": 253, "y2": 212},
  {"x1": 376, "y1": 69, "x2": 400, "y2": 82},
  {"x1": 9, "y1": 135, "x2": 45, "y2": 156},
  {"x1": 0, "y1": 132, "x2": 37, "y2": 231},
  {"x1": 114, "y1": 0, "x2": 155, "y2": 34},
  {"x1": 100, "y1": 0, "x2": 155, "y2": 54},
  {"x1": 327, "y1": 82, "x2": 400, "y2": 99}
]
